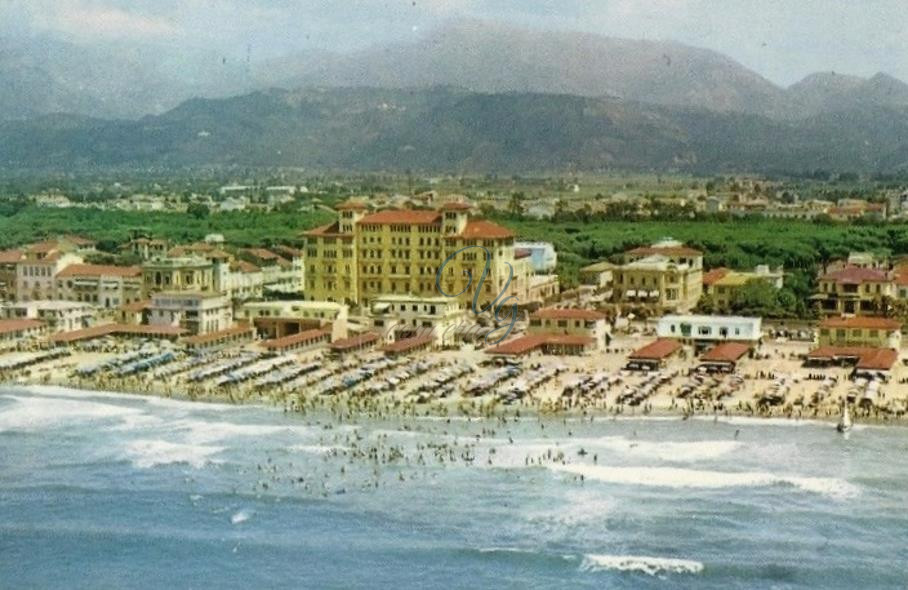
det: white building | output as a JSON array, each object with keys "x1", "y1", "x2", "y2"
[
  {"x1": 1, "y1": 300, "x2": 95, "y2": 333},
  {"x1": 239, "y1": 300, "x2": 347, "y2": 341},
  {"x1": 149, "y1": 292, "x2": 232, "y2": 335},
  {"x1": 370, "y1": 294, "x2": 464, "y2": 346},
  {"x1": 514, "y1": 241, "x2": 558, "y2": 273},
  {"x1": 656, "y1": 314, "x2": 762, "y2": 348}
]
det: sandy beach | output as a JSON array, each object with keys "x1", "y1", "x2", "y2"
[{"x1": 3, "y1": 333, "x2": 906, "y2": 427}]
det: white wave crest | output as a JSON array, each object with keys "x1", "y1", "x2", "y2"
[
  {"x1": 580, "y1": 553, "x2": 704, "y2": 576},
  {"x1": 549, "y1": 464, "x2": 859, "y2": 499},
  {"x1": 122, "y1": 439, "x2": 224, "y2": 469},
  {"x1": 0, "y1": 394, "x2": 143, "y2": 432},
  {"x1": 592, "y1": 437, "x2": 740, "y2": 462},
  {"x1": 231, "y1": 508, "x2": 253, "y2": 524}
]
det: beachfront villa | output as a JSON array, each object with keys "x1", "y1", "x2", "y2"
[
  {"x1": 302, "y1": 199, "x2": 545, "y2": 310},
  {"x1": 1, "y1": 300, "x2": 94, "y2": 333},
  {"x1": 702, "y1": 265, "x2": 784, "y2": 309},
  {"x1": 370, "y1": 294, "x2": 464, "y2": 347},
  {"x1": 656, "y1": 314, "x2": 762, "y2": 350},
  {"x1": 812, "y1": 266, "x2": 895, "y2": 316},
  {"x1": 148, "y1": 291, "x2": 232, "y2": 335},
  {"x1": 817, "y1": 316, "x2": 902, "y2": 349},
  {"x1": 238, "y1": 300, "x2": 348, "y2": 341},
  {"x1": 142, "y1": 256, "x2": 217, "y2": 295},
  {"x1": 54, "y1": 263, "x2": 144, "y2": 309},
  {"x1": 610, "y1": 240, "x2": 703, "y2": 312},
  {"x1": 528, "y1": 307, "x2": 610, "y2": 350}
]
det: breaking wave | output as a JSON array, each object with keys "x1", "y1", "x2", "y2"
[
  {"x1": 580, "y1": 553, "x2": 704, "y2": 576},
  {"x1": 549, "y1": 464, "x2": 859, "y2": 499}
]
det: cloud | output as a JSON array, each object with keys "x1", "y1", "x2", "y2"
[{"x1": 26, "y1": 0, "x2": 180, "y2": 40}]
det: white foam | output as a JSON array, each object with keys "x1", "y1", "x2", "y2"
[
  {"x1": 0, "y1": 394, "x2": 143, "y2": 432},
  {"x1": 122, "y1": 439, "x2": 224, "y2": 469},
  {"x1": 169, "y1": 418, "x2": 301, "y2": 445},
  {"x1": 549, "y1": 464, "x2": 859, "y2": 499},
  {"x1": 580, "y1": 553, "x2": 704, "y2": 576},
  {"x1": 289, "y1": 444, "x2": 348, "y2": 454},
  {"x1": 231, "y1": 508, "x2": 253, "y2": 524},
  {"x1": 585, "y1": 437, "x2": 740, "y2": 462}
]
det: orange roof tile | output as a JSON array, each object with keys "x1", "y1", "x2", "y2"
[
  {"x1": 260, "y1": 328, "x2": 330, "y2": 350},
  {"x1": 330, "y1": 331, "x2": 380, "y2": 352},
  {"x1": 50, "y1": 323, "x2": 185, "y2": 343},
  {"x1": 821, "y1": 266, "x2": 889, "y2": 284},
  {"x1": 452, "y1": 219, "x2": 514, "y2": 239},
  {"x1": 703, "y1": 268, "x2": 730, "y2": 286},
  {"x1": 629, "y1": 338, "x2": 682, "y2": 361},
  {"x1": 0, "y1": 249, "x2": 23, "y2": 264},
  {"x1": 485, "y1": 333, "x2": 593, "y2": 355},
  {"x1": 701, "y1": 342, "x2": 751, "y2": 363},
  {"x1": 381, "y1": 334, "x2": 434, "y2": 353},
  {"x1": 183, "y1": 324, "x2": 254, "y2": 346},
  {"x1": 0, "y1": 319, "x2": 44, "y2": 335},
  {"x1": 807, "y1": 346, "x2": 898, "y2": 371}
]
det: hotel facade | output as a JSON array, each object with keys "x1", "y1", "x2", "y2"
[{"x1": 303, "y1": 200, "x2": 549, "y2": 310}]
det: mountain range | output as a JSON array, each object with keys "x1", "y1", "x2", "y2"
[
  {"x1": 3, "y1": 86, "x2": 908, "y2": 173},
  {"x1": 3, "y1": 21, "x2": 908, "y2": 173}
]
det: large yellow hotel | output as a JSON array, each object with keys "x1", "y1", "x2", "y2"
[{"x1": 303, "y1": 199, "x2": 556, "y2": 309}]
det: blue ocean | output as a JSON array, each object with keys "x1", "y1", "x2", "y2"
[{"x1": 1, "y1": 384, "x2": 907, "y2": 589}]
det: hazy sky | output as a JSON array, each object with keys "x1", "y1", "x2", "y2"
[{"x1": 3, "y1": 0, "x2": 907, "y2": 86}]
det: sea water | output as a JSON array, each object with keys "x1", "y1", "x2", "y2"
[{"x1": 1, "y1": 384, "x2": 907, "y2": 589}]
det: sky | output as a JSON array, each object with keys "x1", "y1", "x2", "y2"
[{"x1": 2, "y1": 0, "x2": 907, "y2": 86}]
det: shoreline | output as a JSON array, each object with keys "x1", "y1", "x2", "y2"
[{"x1": 7, "y1": 375, "x2": 906, "y2": 429}]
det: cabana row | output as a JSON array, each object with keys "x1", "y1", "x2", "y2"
[
  {"x1": 484, "y1": 333, "x2": 594, "y2": 357},
  {"x1": 381, "y1": 334, "x2": 434, "y2": 357},
  {"x1": 183, "y1": 324, "x2": 255, "y2": 353},
  {"x1": 806, "y1": 346, "x2": 898, "y2": 378},
  {"x1": 698, "y1": 342, "x2": 752, "y2": 373},
  {"x1": 51, "y1": 324, "x2": 185, "y2": 344},
  {"x1": 626, "y1": 339, "x2": 682, "y2": 370},
  {"x1": 329, "y1": 332, "x2": 381, "y2": 355},
  {"x1": 260, "y1": 329, "x2": 331, "y2": 353},
  {"x1": 0, "y1": 348, "x2": 69, "y2": 371}
]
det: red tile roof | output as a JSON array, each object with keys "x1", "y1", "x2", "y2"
[
  {"x1": 330, "y1": 331, "x2": 380, "y2": 352},
  {"x1": 359, "y1": 210, "x2": 442, "y2": 225},
  {"x1": 531, "y1": 307, "x2": 606, "y2": 321},
  {"x1": 183, "y1": 324, "x2": 255, "y2": 346},
  {"x1": 700, "y1": 342, "x2": 751, "y2": 364},
  {"x1": 50, "y1": 323, "x2": 186, "y2": 343},
  {"x1": 702, "y1": 268, "x2": 730, "y2": 286},
  {"x1": 0, "y1": 249, "x2": 23, "y2": 264},
  {"x1": 0, "y1": 319, "x2": 44, "y2": 335},
  {"x1": 260, "y1": 328, "x2": 330, "y2": 350},
  {"x1": 820, "y1": 316, "x2": 901, "y2": 330},
  {"x1": 230, "y1": 260, "x2": 261, "y2": 273},
  {"x1": 485, "y1": 333, "x2": 593, "y2": 355},
  {"x1": 821, "y1": 266, "x2": 889, "y2": 284},
  {"x1": 381, "y1": 334, "x2": 434, "y2": 354},
  {"x1": 454, "y1": 219, "x2": 514, "y2": 240},
  {"x1": 304, "y1": 222, "x2": 347, "y2": 237},
  {"x1": 807, "y1": 346, "x2": 898, "y2": 371},
  {"x1": 56, "y1": 263, "x2": 142, "y2": 278},
  {"x1": 629, "y1": 338, "x2": 682, "y2": 361}
]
